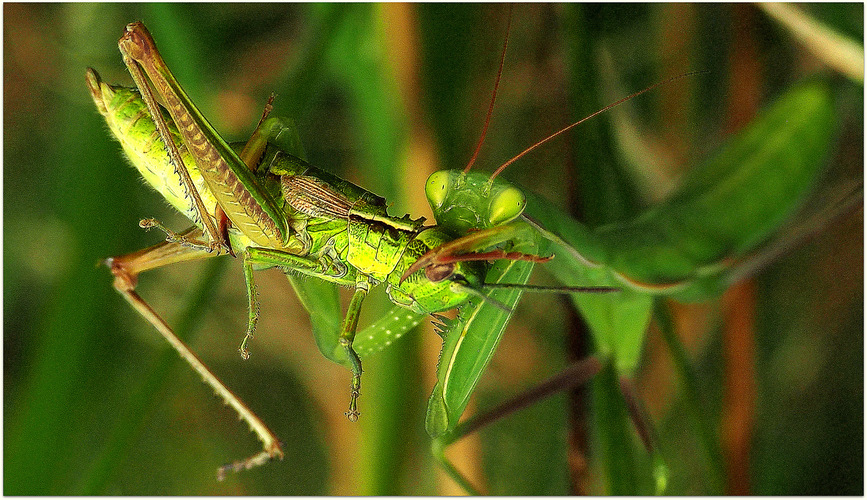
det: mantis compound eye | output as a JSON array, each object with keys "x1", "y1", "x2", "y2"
[
  {"x1": 488, "y1": 186, "x2": 526, "y2": 226},
  {"x1": 425, "y1": 171, "x2": 451, "y2": 210}
]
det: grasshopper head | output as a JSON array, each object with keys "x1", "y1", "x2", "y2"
[{"x1": 388, "y1": 228, "x2": 486, "y2": 314}]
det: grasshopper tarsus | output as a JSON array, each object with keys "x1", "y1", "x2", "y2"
[
  {"x1": 238, "y1": 326, "x2": 255, "y2": 360},
  {"x1": 238, "y1": 339, "x2": 252, "y2": 360},
  {"x1": 138, "y1": 218, "x2": 157, "y2": 230},
  {"x1": 216, "y1": 442, "x2": 285, "y2": 481},
  {"x1": 139, "y1": 218, "x2": 232, "y2": 255},
  {"x1": 345, "y1": 377, "x2": 361, "y2": 422}
]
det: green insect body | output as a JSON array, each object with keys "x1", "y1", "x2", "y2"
[
  {"x1": 90, "y1": 41, "x2": 549, "y2": 479},
  {"x1": 415, "y1": 81, "x2": 835, "y2": 437},
  {"x1": 415, "y1": 170, "x2": 542, "y2": 436},
  {"x1": 87, "y1": 70, "x2": 222, "y2": 233},
  {"x1": 88, "y1": 24, "x2": 542, "y2": 453},
  {"x1": 88, "y1": 68, "x2": 486, "y2": 312},
  {"x1": 90, "y1": 19, "x2": 838, "y2": 492}
]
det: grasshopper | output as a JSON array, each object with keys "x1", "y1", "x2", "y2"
[
  {"x1": 88, "y1": 20, "x2": 620, "y2": 479},
  {"x1": 88, "y1": 11, "x2": 839, "y2": 492}
]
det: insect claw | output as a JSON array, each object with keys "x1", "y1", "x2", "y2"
[
  {"x1": 139, "y1": 218, "x2": 157, "y2": 229},
  {"x1": 210, "y1": 240, "x2": 233, "y2": 257},
  {"x1": 238, "y1": 339, "x2": 252, "y2": 360},
  {"x1": 345, "y1": 396, "x2": 360, "y2": 421},
  {"x1": 345, "y1": 375, "x2": 362, "y2": 421},
  {"x1": 238, "y1": 331, "x2": 254, "y2": 360}
]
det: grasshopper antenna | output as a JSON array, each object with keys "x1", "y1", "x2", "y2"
[
  {"x1": 457, "y1": 282, "x2": 514, "y2": 314},
  {"x1": 489, "y1": 70, "x2": 709, "y2": 180},
  {"x1": 463, "y1": 5, "x2": 513, "y2": 174},
  {"x1": 483, "y1": 283, "x2": 619, "y2": 294},
  {"x1": 458, "y1": 281, "x2": 620, "y2": 315}
]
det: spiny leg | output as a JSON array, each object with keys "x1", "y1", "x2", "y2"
[
  {"x1": 237, "y1": 251, "x2": 260, "y2": 360},
  {"x1": 119, "y1": 22, "x2": 288, "y2": 251},
  {"x1": 240, "y1": 247, "x2": 368, "y2": 421},
  {"x1": 107, "y1": 237, "x2": 284, "y2": 478},
  {"x1": 340, "y1": 280, "x2": 370, "y2": 422},
  {"x1": 237, "y1": 247, "x2": 356, "y2": 361},
  {"x1": 138, "y1": 219, "x2": 224, "y2": 253},
  {"x1": 107, "y1": 227, "x2": 211, "y2": 284},
  {"x1": 237, "y1": 237, "x2": 348, "y2": 360},
  {"x1": 213, "y1": 94, "x2": 279, "y2": 251}
]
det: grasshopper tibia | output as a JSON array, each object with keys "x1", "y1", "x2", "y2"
[
  {"x1": 106, "y1": 237, "x2": 283, "y2": 478},
  {"x1": 217, "y1": 442, "x2": 284, "y2": 481}
]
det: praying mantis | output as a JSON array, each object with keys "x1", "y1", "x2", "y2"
[{"x1": 69, "y1": 3, "x2": 856, "y2": 496}]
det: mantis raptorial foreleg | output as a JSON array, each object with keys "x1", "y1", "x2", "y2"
[{"x1": 104, "y1": 235, "x2": 284, "y2": 479}]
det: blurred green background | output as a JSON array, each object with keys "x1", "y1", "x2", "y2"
[{"x1": 4, "y1": 3, "x2": 862, "y2": 495}]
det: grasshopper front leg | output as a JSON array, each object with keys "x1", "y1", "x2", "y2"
[
  {"x1": 105, "y1": 231, "x2": 284, "y2": 479},
  {"x1": 338, "y1": 280, "x2": 371, "y2": 422},
  {"x1": 242, "y1": 247, "x2": 371, "y2": 420}
]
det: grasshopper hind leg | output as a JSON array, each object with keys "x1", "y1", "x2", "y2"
[{"x1": 106, "y1": 236, "x2": 284, "y2": 478}]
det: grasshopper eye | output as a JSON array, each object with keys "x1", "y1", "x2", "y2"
[
  {"x1": 488, "y1": 186, "x2": 526, "y2": 226},
  {"x1": 425, "y1": 263, "x2": 455, "y2": 283},
  {"x1": 425, "y1": 171, "x2": 451, "y2": 209}
]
